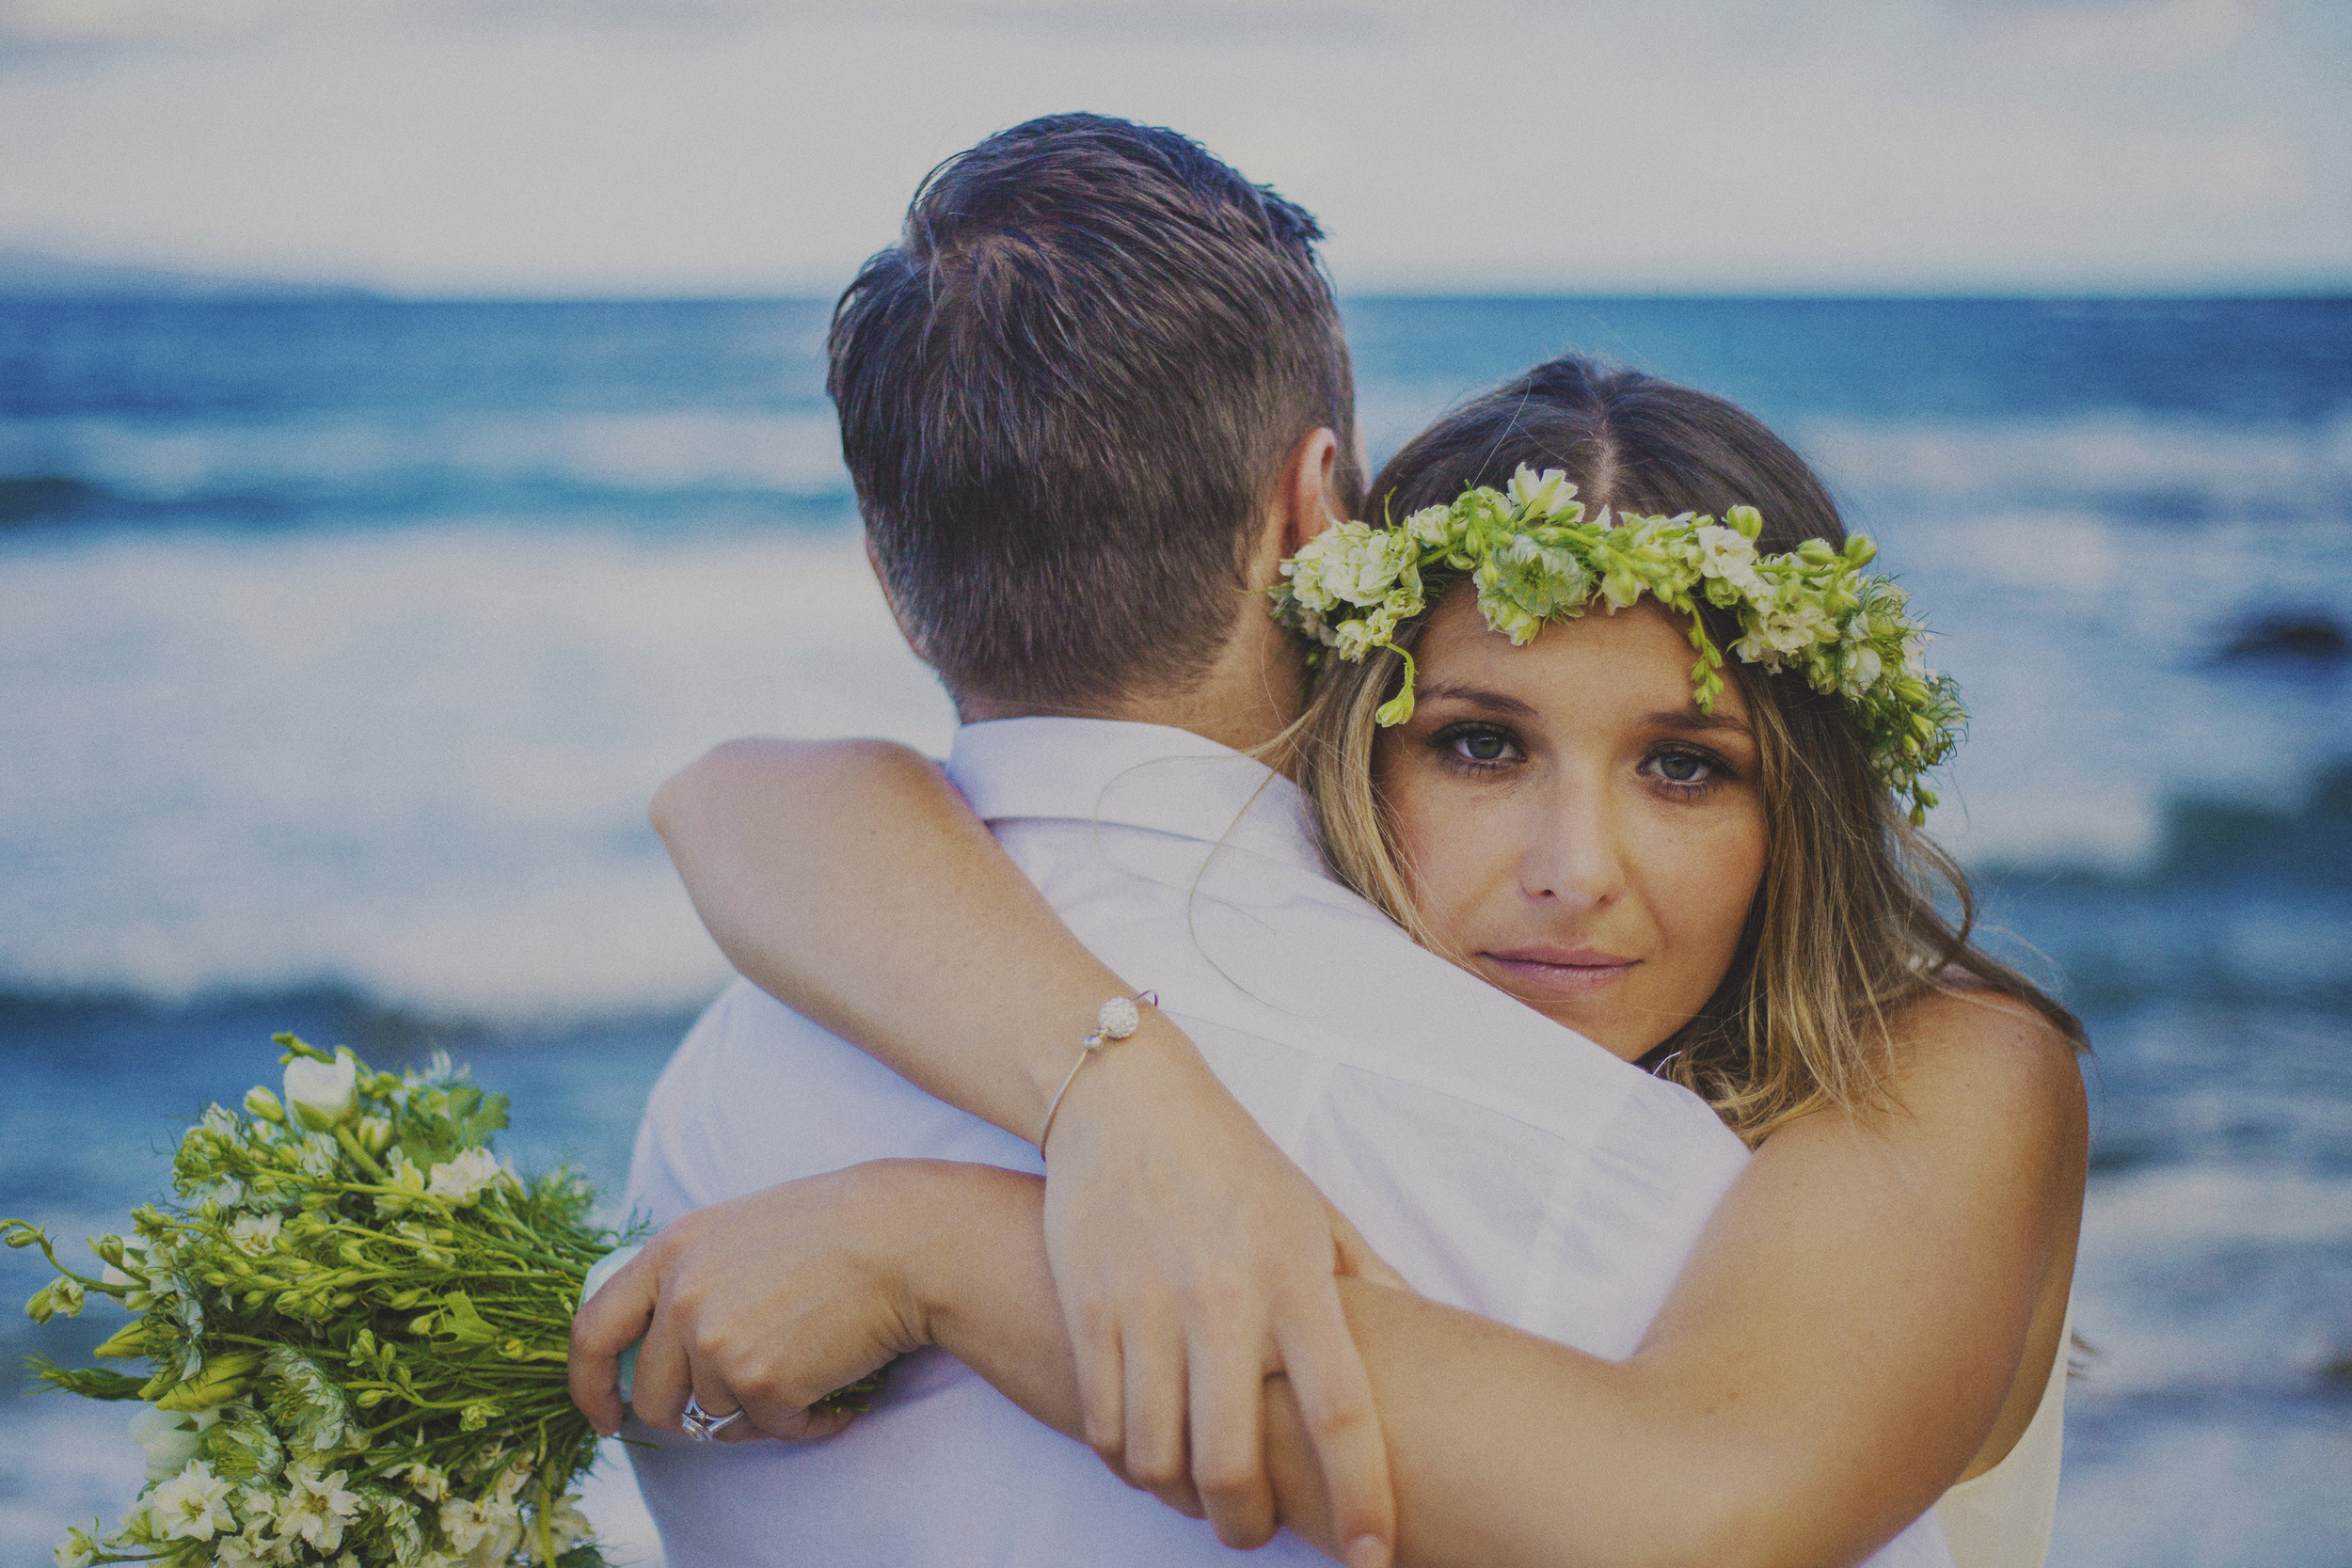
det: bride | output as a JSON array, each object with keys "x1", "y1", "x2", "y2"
[{"x1": 585, "y1": 356, "x2": 2089, "y2": 1568}]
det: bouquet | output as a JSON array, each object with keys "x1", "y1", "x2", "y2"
[{"x1": 12, "y1": 1033, "x2": 723, "y2": 1568}]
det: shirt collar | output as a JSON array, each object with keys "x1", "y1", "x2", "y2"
[{"x1": 946, "y1": 717, "x2": 1325, "y2": 873}]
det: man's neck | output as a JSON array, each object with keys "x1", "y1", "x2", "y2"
[{"x1": 954, "y1": 623, "x2": 1306, "y2": 759}]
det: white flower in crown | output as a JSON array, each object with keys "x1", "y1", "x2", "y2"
[
  {"x1": 1771, "y1": 600, "x2": 1836, "y2": 654},
  {"x1": 1695, "y1": 524, "x2": 1768, "y2": 599},
  {"x1": 1403, "y1": 504, "x2": 1455, "y2": 548},
  {"x1": 1505, "y1": 465, "x2": 1583, "y2": 522},
  {"x1": 1287, "y1": 520, "x2": 1409, "y2": 610},
  {"x1": 1474, "y1": 534, "x2": 1590, "y2": 639},
  {"x1": 1474, "y1": 586, "x2": 1547, "y2": 646},
  {"x1": 1277, "y1": 558, "x2": 1336, "y2": 617},
  {"x1": 1329, "y1": 618, "x2": 1383, "y2": 660},
  {"x1": 1840, "y1": 641, "x2": 1884, "y2": 694}
]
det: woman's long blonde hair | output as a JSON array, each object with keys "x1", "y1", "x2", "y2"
[{"x1": 1284, "y1": 356, "x2": 2085, "y2": 1145}]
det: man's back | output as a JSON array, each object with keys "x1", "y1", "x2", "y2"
[{"x1": 625, "y1": 719, "x2": 1752, "y2": 1565}]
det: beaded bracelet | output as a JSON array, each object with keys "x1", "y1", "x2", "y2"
[{"x1": 1037, "y1": 991, "x2": 1155, "y2": 1153}]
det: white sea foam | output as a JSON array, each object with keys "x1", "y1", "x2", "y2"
[
  {"x1": 2051, "y1": 1414, "x2": 2352, "y2": 1568},
  {"x1": 0, "y1": 407, "x2": 853, "y2": 503},
  {"x1": 5, "y1": 403, "x2": 2351, "y2": 1017},
  {"x1": 2072, "y1": 1166, "x2": 2352, "y2": 1397},
  {"x1": 1796, "y1": 409, "x2": 2352, "y2": 510},
  {"x1": 0, "y1": 525, "x2": 954, "y2": 1022}
]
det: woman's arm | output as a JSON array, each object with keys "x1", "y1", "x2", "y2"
[
  {"x1": 650, "y1": 737, "x2": 1400, "y2": 1561},
  {"x1": 580, "y1": 995, "x2": 2083, "y2": 1568}
]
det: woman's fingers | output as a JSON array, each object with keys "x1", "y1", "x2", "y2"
[
  {"x1": 1188, "y1": 1326, "x2": 1277, "y2": 1549},
  {"x1": 685, "y1": 1355, "x2": 751, "y2": 1443},
  {"x1": 1274, "y1": 1292, "x2": 1395, "y2": 1568},
  {"x1": 566, "y1": 1251, "x2": 656, "y2": 1435},
  {"x1": 1327, "y1": 1204, "x2": 1411, "y2": 1293},
  {"x1": 628, "y1": 1291, "x2": 695, "y2": 1434},
  {"x1": 1070, "y1": 1297, "x2": 1128, "y2": 1474},
  {"x1": 725, "y1": 1404, "x2": 855, "y2": 1444},
  {"x1": 1120, "y1": 1316, "x2": 1203, "y2": 1515}
]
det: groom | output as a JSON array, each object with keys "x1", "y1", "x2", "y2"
[{"x1": 577, "y1": 114, "x2": 1750, "y2": 1565}]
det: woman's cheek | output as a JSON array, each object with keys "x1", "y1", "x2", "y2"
[
  {"x1": 1671, "y1": 805, "x2": 1767, "y2": 974},
  {"x1": 1385, "y1": 767, "x2": 1487, "y2": 927}
]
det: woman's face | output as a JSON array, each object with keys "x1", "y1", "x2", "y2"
[{"x1": 1374, "y1": 590, "x2": 1770, "y2": 1062}]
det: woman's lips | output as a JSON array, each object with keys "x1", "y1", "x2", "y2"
[{"x1": 1481, "y1": 946, "x2": 1640, "y2": 994}]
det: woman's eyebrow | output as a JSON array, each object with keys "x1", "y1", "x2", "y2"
[
  {"x1": 1643, "y1": 709, "x2": 1755, "y2": 736},
  {"x1": 1416, "y1": 683, "x2": 1540, "y2": 719}
]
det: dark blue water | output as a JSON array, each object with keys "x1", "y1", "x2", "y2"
[{"x1": 2, "y1": 296, "x2": 2347, "y2": 1566}]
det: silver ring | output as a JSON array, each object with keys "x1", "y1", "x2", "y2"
[{"x1": 681, "y1": 1393, "x2": 745, "y2": 1442}]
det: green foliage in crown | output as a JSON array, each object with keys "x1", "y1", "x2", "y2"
[{"x1": 1269, "y1": 466, "x2": 1966, "y2": 823}]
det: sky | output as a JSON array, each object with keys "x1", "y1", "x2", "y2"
[{"x1": 0, "y1": 0, "x2": 2346, "y2": 295}]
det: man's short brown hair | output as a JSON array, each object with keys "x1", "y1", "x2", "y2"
[{"x1": 828, "y1": 113, "x2": 1359, "y2": 707}]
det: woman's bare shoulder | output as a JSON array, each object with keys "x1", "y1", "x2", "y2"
[{"x1": 1879, "y1": 983, "x2": 2089, "y2": 1170}]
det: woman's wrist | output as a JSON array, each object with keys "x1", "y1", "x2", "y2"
[
  {"x1": 1035, "y1": 1010, "x2": 1215, "y2": 1160},
  {"x1": 896, "y1": 1161, "x2": 1050, "y2": 1352}
]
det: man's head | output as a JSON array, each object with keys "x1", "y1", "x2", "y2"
[{"x1": 829, "y1": 113, "x2": 1359, "y2": 714}]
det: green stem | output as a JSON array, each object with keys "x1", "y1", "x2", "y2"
[{"x1": 333, "y1": 1128, "x2": 389, "y2": 1184}]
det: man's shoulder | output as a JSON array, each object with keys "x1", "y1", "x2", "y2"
[
  {"x1": 636, "y1": 977, "x2": 1041, "y2": 1215},
  {"x1": 1005, "y1": 816, "x2": 1742, "y2": 1160}
]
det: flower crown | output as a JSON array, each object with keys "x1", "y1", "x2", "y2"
[{"x1": 1270, "y1": 466, "x2": 1966, "y2": 822}]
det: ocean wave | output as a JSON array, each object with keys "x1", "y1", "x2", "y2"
[
  {"x1": 0, "y1": 408, "x2": 856, "y2": 529},
  {"x1": 0, "y1": 525, "x2": 955, "y2": 1024},
  {"x1": 1796, "y1": 409, "x2": 2352, "y2": 517},
  {"x1": 2074, "y1": 1165, "x2": 2352, "y2": 1400}
]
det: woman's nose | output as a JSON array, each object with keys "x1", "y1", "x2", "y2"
[{"x1": 1518, "y1": 778, "x2": 1627, "y2": 910}]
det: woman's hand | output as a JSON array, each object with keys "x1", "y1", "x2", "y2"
[
  {"x1": 1040, "y1": 1021, "x2": 1407, "y2": 1561},
  {"x1": 568, "y1": 1161, "x2": 977, "y2": 1443}
]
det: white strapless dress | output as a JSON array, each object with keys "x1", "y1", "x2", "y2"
[{"x1": 1932, "y1": 1298, "x2": 2072, "y2": 1568}]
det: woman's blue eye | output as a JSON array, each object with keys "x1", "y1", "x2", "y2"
[
  {"x1": 1652, "y1": 751, "x2": 1711, "y2": 784},
  {"x1": 1445, "y1": 729, "x2": 1519, "y2": 764}
]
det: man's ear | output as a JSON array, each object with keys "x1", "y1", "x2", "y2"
[
  {"x1": 1279, "y1": 426, "x2": 1343, "y2": 559},
  {"x1": 865, "y1": 533, "x2": 929, "y2": 662}
]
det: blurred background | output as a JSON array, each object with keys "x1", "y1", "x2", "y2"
[{"x1": 2, "y1": 2, "x2": 2346, "y2": 1564}]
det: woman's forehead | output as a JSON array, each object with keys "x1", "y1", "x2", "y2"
[{"x1": 1421, "y1": 592, "x2": 1746, "y2": 720}]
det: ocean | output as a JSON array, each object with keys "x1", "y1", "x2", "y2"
[{"x1": 3, "y1": 295, "x2": 2347, "y2": 1565}]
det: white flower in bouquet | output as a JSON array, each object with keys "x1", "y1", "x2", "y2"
[
  {"x1": 282, "y1": 1053, "x2": 359, "y2": 1132},
  {"x1": 425, "y1": 1148, "x2": 510, "y2": 1206},
  {"x1": 151, "y1": 1461, "x2": 236, "y2": 1542},
  {"x1": 128, "y1": 1403, "x2": 220, "y2": 1482},
  {"x1": 12, "y1": 1033, "x2": 892, "y2": 1568},
  {"x1": 277, "y1": 1461, "x2": 363, "y2": 1552},
  {"x1": 227, "y1": 1214, "x2": 282, "y2": 1256}
]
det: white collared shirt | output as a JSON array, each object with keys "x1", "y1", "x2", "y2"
[{"x1": 625, "y1": 718, "x2": 1949, "y2": 1568}]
